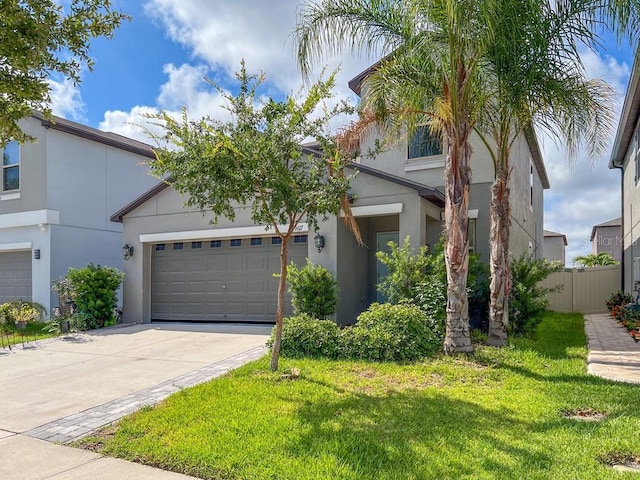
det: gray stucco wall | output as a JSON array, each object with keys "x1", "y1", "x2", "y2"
[
  {"x1": 620, "y1": 125, "x2": 640, "y2": 293},
  {"x1": 0, "y1": 117, "x2": 158, "y2": 314},
  {"x1": 0, "y1": 117, "x2": 48, "y2": 215},
  {"x1": 543, "y1": 236, "x2": 566, "y2": 264},
  {"x1": 592, "y1": 225, "x2": 622, "y2": 262}
]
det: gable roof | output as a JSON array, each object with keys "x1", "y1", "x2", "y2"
[
  {"x1": 590, "y1": 217, "x2": 622, "y2": 241},
  {"x1": 110, "y1": 158, "x2": 445, "y2": 223},
  {"x1": 347, "y1": 63, "x2": 550, "y2": 190},
  {"x1": 610, "y1": 50, "x2": 640, "y2": 169},
  {"x1": 543, "y1": 229, "x2": 567, "y2": 245},
  {"x1": 346, "y1": 162, "x2": 445, "y2": 207},
  {"x1": 31, "y1": 111, "x2": 155, "y2": 159}
]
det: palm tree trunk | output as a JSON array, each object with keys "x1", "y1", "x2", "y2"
[
  {"x1": 443, "y1": 131, "x2": 473, "y2": 354},
  {"x1": 270, "y1": 237, "x2": 288, "y2": 371},
  {"x1": 487, "y1": 159, "x2": 510, "y2": 346}
]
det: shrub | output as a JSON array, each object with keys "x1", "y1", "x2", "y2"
[
  {"x1": 376, "y1": 237, "x2": 430, "y2": 303},
  {"x1": 287, "y1": 260, "x2": 338, "y2": 319},
  {"x1": 414, "y1": 276, "x2": 447, "y2": 333},
  {"x1": 339, "y1": 303, "x2": 442, "y2": 361},
  {"x1": 606, "y1": 291, "x2": 634, "y2": 312},
  {"x1": 416, "y1": 237, "x2": 489, "y2": 330},
  {"x1": 269, "y1": 314, "x2": 340, "y2": 358},
  {"x1": 66, "y1": 264, "x2": 124, "y2": 329},
  {"x1": 0, "y1": 300, "x2": 47, "y2": 325},
  {"x1": 508, "y1": 255, "x2": 562, "y2": 336}
]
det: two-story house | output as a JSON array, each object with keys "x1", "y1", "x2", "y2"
[
  {"x1": 113, "y1": 65, "x2": 549, "y2": 325},
  {"x1": 609, "y1": 51, "x2": 640, "y2": 293},
  {"x1": 543, "y1": 230, "x2": 568, "y2": 265},
  {"x1": 0, "y1": 113, "x2": 158, "y2": 314},
  {"x1": 590, "y1": 217, "x2": 622, "y2": 262}
]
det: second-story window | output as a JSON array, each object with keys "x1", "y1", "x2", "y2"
[
  {"x1": 2, "y1": 141, "x2": 20, "y2": 191},
  {"x1": 408, "y1": 126, "x2": 442, "y2": 160}
]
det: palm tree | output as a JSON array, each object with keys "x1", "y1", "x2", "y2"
[
  {"x1": 296, "y1": 0, "x2": 500, "y2": 353},
  {"x1": 574, "y1": 252, "x2": 619, "y2": 267},
  {"x1": 479, "y1": 0, "x2": 614, "y2": 346}
]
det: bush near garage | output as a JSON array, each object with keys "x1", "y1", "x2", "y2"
[
  {"x1": 272, "y1": 302, "x2": 442, "y2": 362},
  {"x1": 339, "y1": 302, "x2": 442, "y2": 361},
  {"x1": 269, "y1": 314, "x2": 341, "y2": 358},
  {"x1": 287, "y1": 260, "x2": 338, "y2": 319},
  {"x1": 66, "y1": 264, "x2": 124, "y2": 329}
]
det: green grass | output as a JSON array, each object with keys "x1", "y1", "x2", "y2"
[
  {"x1": 1, "y1": 322, "x2": 58, "y2": 347},
  {"x1": 78, "y1": 313, "x2": 640, "y2": 479}
]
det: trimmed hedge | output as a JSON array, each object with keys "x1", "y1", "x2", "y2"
[{"x1": 272, "y1": 302, "x2": 442, "y2": 362}]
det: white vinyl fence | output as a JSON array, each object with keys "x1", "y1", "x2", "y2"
[{"x1": 539, "y1": 265, "x2": 621, "y2": 314}]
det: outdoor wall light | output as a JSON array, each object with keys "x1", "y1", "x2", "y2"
[
  {"x1": 122, "y1": 244, "x2": 134, "y2": 261},
  {"x1": 314, "y1": 233, "x2": 325, "y2": 253},
  {"x1": 33, "y1": 249, "x2": 40, "y2": 260}
]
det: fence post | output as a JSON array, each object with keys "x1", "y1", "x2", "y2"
[{"x1": 571, "y1": 268, "x2": 578, "y2": 313}]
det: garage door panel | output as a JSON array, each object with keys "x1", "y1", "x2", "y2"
[
  {"x1": 151, "y1": 238, "x2": 306, "y2": 322},
  {"x1": 0, "y1": 251, "x2": 32, "y2": 303},
  {"x1": 247, "y1": 280, "x2": 266, "y2": 294}
]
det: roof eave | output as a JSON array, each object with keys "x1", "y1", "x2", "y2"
[
  {"x1": 32, "y1": 111, "x2": 155, "y2": 159},
  {"x1": 110, "y1": 177, "x2": 172, "y2": 223},
  {"x1": 610, "y1": 49, "x2": 640, "y2": 169},
  {"x1": 524, "y1": 125, "x2": 550, "y2": 189}
]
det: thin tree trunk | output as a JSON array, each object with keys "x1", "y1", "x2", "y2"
[
  {"x1": 487, "y1": 158, "x2": 510, "y2": 346},
  {"x1": 443, "y1": 130, "x2": 473, "y2": 354},
  {"x1": 270, "y1": 237, "x2": 289, "y2": 371}
]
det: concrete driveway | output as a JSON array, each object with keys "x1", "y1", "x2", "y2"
[{"x1": 0, "y1": 322, "x2": 271, "y2": 479}]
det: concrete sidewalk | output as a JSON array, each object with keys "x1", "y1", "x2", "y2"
[
  {"x1": 0, "y1": 322, "x2": 272, "y2": 479},
  {"x1": 584, "y1": 313, "x2": 640, "y2": 383}
]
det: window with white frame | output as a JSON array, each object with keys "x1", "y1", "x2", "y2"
[
  {"x1": 2, "y1": 141, "x2": 19, "y2": 191},
  {"x1": 408, "y1": 126, "x2": 442, "y2": 160}
]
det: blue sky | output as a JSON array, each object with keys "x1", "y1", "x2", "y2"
[{"x1": 47, "y1": 0, "x2": 637, "y2": 264}]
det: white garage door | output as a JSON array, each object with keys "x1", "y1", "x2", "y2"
[
  {"x1": 151, "y1": 236, "x2": 308, "y2": 322},
  {"x1": 0, "y1": 251, "x2": 32, "y2": 303}
]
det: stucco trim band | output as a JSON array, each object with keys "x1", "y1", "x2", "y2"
[
  {"x1": 139, "y1": 223, "x2": 309, "y2": 244},
  {"x1": 0, "y1": 209, "x2": 60, "y2": 229}
]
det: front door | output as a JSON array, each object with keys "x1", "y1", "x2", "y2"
[{"x1": 376, "y1": 231, "x2": 399, "y2": 303}]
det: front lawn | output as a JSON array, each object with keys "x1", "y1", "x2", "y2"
[
  {"x1": 1, "y1": 322, "x2": 58, "y2": 348},
  {"x1": 79, "y1": 313, "x2": 640, "y2": 479}
]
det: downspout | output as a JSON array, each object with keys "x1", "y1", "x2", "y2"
[{"x1": 612, "y1": 161, "x2": 625, "y2": 290}]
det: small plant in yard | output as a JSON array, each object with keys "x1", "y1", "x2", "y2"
[
  {"x1": 612, "y1": 305, "x2": 640, "y2": 341},
  {"x1": 0, "y1": 300, "x2": 47, "y2": 326},
  {"x1": 274, "y1": 303, "x2": 442, "y2": 361},
  {"x1": 268, "y1": 314, "x2": 340, "y2": 358},
  {"x1": 376, "y1": 237, "x2": 430, "y2": 303},
  {"x1": 508, "y1": 254, "x2": 562, "y2": 336},
  {"x1": 287, "y1": 260, "x2": 338, "y2": 319},
  {"x1": 340, "y1": 302, "x2": 442, "y2": 361},
  {"x1": 606, "y1": 291, "x2": 634, "y2": 312},
  {"x1": 66, "y1": 264, "x2": 124, "y2": 329}
]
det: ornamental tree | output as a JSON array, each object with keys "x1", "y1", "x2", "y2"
[
  {"x1": 0, "y1": 0, "x2": 128, "y2": 143},
  {"x1": 145, "y1": 63, "x2": 355, "y2": 371}
]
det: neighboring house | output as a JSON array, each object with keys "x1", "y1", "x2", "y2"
[
  {"x1": 0, "y1": 113, "x2": 158, "y2": 314},
  {"x1": 543, "y1": 230, "x2": 567, "y2": 264},
  {"x1": 115, "y1": 64, "x2": 549, "y2": 325},
  {"x1": 590, "y1": 217, "x2": 622, "y2": 262},
  {"x1": 610, "y1": 52, "x2": 640, "y2": 293}
]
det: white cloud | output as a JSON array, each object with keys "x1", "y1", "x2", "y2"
[
  {"x1": 98, "y1": 1, "x2": 369, "y2": 143},
  {"x1": 99, "y1": 63, "x2": 232, "y2": 142},
  {"x1": 143, "y1": 0, "x2": 369, "y2": 97},
  {"x1": 541, "y1": 50, "x2": 631, "y2": 265},
  {"x1": 48, "y1": 78, "x2": 87, "y2": 122}
]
